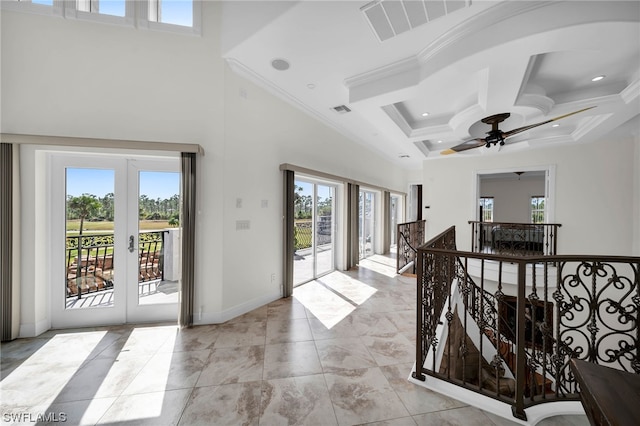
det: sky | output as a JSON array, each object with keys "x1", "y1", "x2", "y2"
[{"x1": 67, "y1": 168, "x2": 180, "y2": 200}]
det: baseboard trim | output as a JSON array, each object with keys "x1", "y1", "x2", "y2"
[
  {"x1": 19, "y1": 318, "x2": 50, "y2": 338},
  {"x1": 194, "y1": 290, "x2": 282, "y2": 325}
]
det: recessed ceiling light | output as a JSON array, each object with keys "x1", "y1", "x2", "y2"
[
  {"x1": 591, "y1": 75, "x2": 605, "y2": 82},
  {"x1": 437, "y1": 140, "x2": 443, "y2": 144},
  {"x1": 421, "y1": 112, "x2": 430, "y2": 117},
  {"x1": 399, "y1": 154, "x2": 410, "y2": 158},
  {"x1": 552, "y1": 124, "x2": 560, "y2": 128},
  {"x1": 271, "y1": 58, "x2": 290, "y2": 71},
  {"x1": 306, "y1": 83, "x2": 316, "y2": 89}
]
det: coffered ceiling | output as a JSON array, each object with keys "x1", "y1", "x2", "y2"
[{"x1": 221, "y1": 1, "x2": 640, "y2": 169}]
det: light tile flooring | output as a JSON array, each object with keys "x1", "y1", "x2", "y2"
[{"x1": 1, "y1": 254, "x2": 588, "y2": 425}]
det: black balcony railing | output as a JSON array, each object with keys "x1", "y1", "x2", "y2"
[
  {"x1": 414, "y1": 225, "x2": 640, "y2": 421},
  {"x1": 396, "y1": 220, "x2": 426, "y2": 274},
  {"x1": 65, "y1": 231, "x2": 167, "y2": 298},
  {"x1": 469, "y1": 221, "x2": 561, "y2": 256}
]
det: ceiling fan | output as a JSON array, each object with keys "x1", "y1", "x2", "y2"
[{"x1": 440, "y1": 106, "x2": 596, "y2": 155}]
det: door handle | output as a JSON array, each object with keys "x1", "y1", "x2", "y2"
[{"x1": 128, "y1": 235, "x2": 135, "y2": 253}]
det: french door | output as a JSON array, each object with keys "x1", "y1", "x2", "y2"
[
  {"x1": 293, "y1": 179, "x2": 335, "y2": 286},
  {"x1": 50, "y1": 154, "x2": 180, "y2": 328},
  {"x1": 359, "y1": 190, "x2": 375, "y2": 259}
]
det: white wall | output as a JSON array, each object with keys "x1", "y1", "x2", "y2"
[
  {"x1": 423, "y1": 138, "x2": 637, "y2": 256},
  {"x1": 633, "y1": 133, "x2": 640, "y2": 256},
  {"x1": 1, "y1": 2, "x2": 408, "y2": 334},
  {"x1": 480, "y1": 175, "x2": 545, "y2": 223}
]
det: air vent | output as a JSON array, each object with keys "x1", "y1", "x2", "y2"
[
  {"x1": 361, "y1": 0, "x2": 470, "y2": 42},
  {"x1": 332, "y1": 105, "x2": 352, "y2": 114}
]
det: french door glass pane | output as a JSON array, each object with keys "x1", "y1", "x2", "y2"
[
  {"x1": 390, "y1": 196, "x2": 399, "y2": 247},
  {"x1": 293, "y1": 181, "x2": 314, "y2": 285},
  {"x1": 137, "y1": 171, "x2": 181, "y2": 305},
  {"x1": 65, "y1": 168, "x2": 115, "y2": 309},
  {"x1": 315, "y1": 185, "x2": 334, "y2": 276},
  {"x1": 359, "y1": 191, "x2": 375, "y2": 259}
]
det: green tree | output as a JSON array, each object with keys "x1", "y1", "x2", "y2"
[
  {"x1": 67, "y1": 193, "x2": 101, "y2": 300},
  {"x1": 68, "y1": 194, "x2": 101, "y2": 233},
  {"x1": 100, "y1": 192, "x2": 114, "y2": 221}
]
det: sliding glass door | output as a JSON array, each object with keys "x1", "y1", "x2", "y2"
[{"x1": 293, "y1": 179, "x2": 335, "y2": 286}]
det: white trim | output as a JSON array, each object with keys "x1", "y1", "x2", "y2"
[
  {"x1": 473, "y1": 165, "x2": 556, "y2": 223},
  {"x1": 1, "y1": 133, "x2": 204, "y2": 155},
  {"x1": 18, "y1": 318, "x2": 51, "y2": 338},
  {"x1": 137, "y1": 0, "x2": 202, "y2": 36},
  {"x1": 408, "y1": 369, "x2": 585, "y2": 425},
  {"x1": 64, "y1": 0, "x2": 135, "y2": 28},
  {"x1": 196, "y1": 290, "x2": 281, "y2": 325}
]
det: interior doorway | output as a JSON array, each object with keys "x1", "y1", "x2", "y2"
[{"x1": 475, "y1": 167, "x2": 554, "y2": 223}]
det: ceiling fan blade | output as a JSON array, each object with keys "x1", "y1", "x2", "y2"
[
  {"x1": 502, "y1": 106, "x2": 596, "y2": 139},
  {"x1": 441, "y1": 138, "x2": 486, "y2": 155}
]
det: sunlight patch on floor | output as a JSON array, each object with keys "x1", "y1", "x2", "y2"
[
  {"x1": 293, "y1": 281, "x2": 356, "y2": 329},
  {"x1": 358, "y1": 257, "x2": 399, "y2": 278},
  {"x1": 317, "y1": 272, "x2": 378, "y2": 305}
]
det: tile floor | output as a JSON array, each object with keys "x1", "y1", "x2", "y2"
[{"x1": 1, "y1": 254, "x2": 588, "y2": 425}]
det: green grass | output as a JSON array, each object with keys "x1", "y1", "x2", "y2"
[{"x1": 66, "y1": 220, "x2": 173, "y2": 235}]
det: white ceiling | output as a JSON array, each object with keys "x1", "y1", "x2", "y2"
[{"x1": 221, "y1": 1, "x2": 640, "y2": 169}]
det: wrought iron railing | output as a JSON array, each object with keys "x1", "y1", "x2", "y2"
[
  {"x1": 294, "y1": 217, "x2": 332, "y2": 251},
  {"x1": 65, "y1": 230, "x2": 167, "y2": 298},
  {"x1": 469, "y1": 221, "x2": 561, "y2": 256},
  {"x1": 396, "y1": 220, "x2": 426, "y2": 274},
  {"x1": 414, "y1": 226, "x2": 640, "y2": 421}
]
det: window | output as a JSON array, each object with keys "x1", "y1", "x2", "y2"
[
  {"x1": 479, "y1": 197, "x2": 494, "y2": 222},
  {"x1": 148, "y1": 0, "x2": 192, "y2": 27},
  {"x1": 140, "y1": 0, "x2": 201, "y2": 34},
  {"x1": 65, "y1": 0, "x2": 133, "y2": 25},
  {"x1": 3, "y1": 0, "x2": 200, "y2": 35},
  {"x1": 2, "y1": 0, "x2": 61, "y2": 16},
  {"x1": 531, "y1": 196, "x2": 545, "y2": 223},
  {"x1": 76, "y1": 0, "x2": 126, "y2": 17}
]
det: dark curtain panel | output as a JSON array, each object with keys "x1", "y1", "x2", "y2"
[
  {"x1": 383, "y1": 191, "x2": 391, "y2": 254},
  {"x1": 1, "y1": 143, "x2": 13, "y2": 341},
  {"x1": 283, "y1": 170, "x2": 295, "y2": 297},
  {"x1": 179, "y1": 152, "x2": 197, "y2": 328},
  {"x1": 346, "y1": 183, "x2": 360, "y2": 269}
]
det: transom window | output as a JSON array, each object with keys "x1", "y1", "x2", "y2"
[
  {"x1": 3, "y1": 0, "x2": 200, "y2": 34},
  {"x1": 148, "y1": 0, "x2": 193, "y2": 27},
  {"x1": 77, "y1": 0, "x2": 126, "y2": 17}
]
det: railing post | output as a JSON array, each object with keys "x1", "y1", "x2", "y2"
[
  {"x1": 413, "y1": 247, "x2": 426, "y2": 381},
  {"x1": 160, "y1": 230, "x2": 167, "y2": 281},
  {"x1": 512, "y1": 260, "x2": 528, "y2": 421}
]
